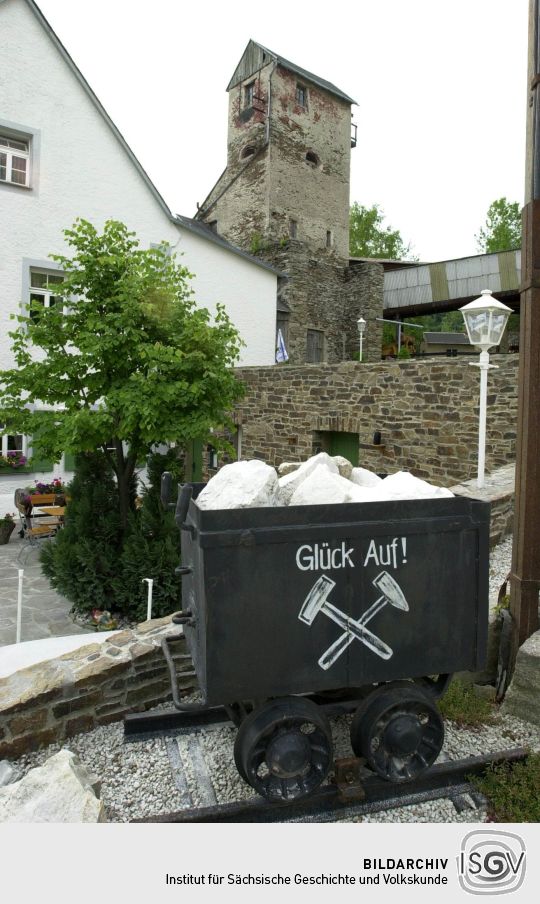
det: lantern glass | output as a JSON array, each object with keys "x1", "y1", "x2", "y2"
[
  {"x1": 463, "y1": 310, "x2": 489, "y2": 347},
  {"x1": 357, "y1": 317, "x2": 366, "y2": 336},
  {"x1": 488, "y1": 311, "x2": 510, "y2": 346},
  {"x1": 460, "y1": 291, "x2": 512, "y2": 351}
]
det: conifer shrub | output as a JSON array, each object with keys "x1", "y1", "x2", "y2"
[{"x1": 41, "y1": 450, "x2": 184, "y2": 620}]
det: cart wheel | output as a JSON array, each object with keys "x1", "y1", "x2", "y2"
[
  {"x1": 350, "y1": 685, "x2": 444, "y2": 783},
  {"x1": 233, "y1": 696, "x2": 333, "y2": 802}
]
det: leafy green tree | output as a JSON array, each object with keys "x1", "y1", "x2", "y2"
[
  {"x1": 476, "y1": 197, "x2": 521, "y2": 253},
  {"x1": 349, "y1": 202, "x2": 416, "y2": 260},
  {"x1": 0, "y1": 219, "x2": 243, "y2": 531}
]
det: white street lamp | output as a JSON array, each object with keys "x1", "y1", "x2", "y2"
[
  {"x1": 460, "y1": 289, "x2": 512, "y2": 489},
  {"x1": 357, "y1": 316, "x2": 366, "y2": 362}
]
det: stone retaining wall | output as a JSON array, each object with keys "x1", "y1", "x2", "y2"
[
  {"x1": 451, "y1": 464, "x2": 515, "y2": 549},
  {"x1": 0, "y1": 617, "x2": 193, "y2": 759},
  {"x1": 234, "y1": 355, "x2": 519, "y2": 486}
]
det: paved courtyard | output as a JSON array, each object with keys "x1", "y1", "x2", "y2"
[{"x1": 0, "y1": 532, "x2": 92, "y2": 647}]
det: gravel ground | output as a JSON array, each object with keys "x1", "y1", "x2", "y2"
[{"x1": 11, "y1": 535, "x2": 540, "y2": 824}]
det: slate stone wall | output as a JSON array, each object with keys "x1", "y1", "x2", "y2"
[
  {"x1": 234, "y1": 355, "x2": 519, "y2": 486},
  {"x1": 0, "y1": 618, "x2": 194, "y2": 758},
  {"x1": 256, "y1": 242, "x2": 384, "y2": 365}
]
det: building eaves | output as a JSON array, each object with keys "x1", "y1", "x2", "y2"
[
  {"x1": 231, "y1": 40, "x2": 357, "y2": 106},
  {"x1": 23, "y1": 0, "x2": 174, "y2": 221},
  {"x1": 173, "y1": 215, "x2": 285, "y2": 277},
  {"x1": 424, "y1": 332, "x2": 470, "y2": 344},
  {"x1": 350, "y1": 257, "x2": 425, "y2": 270},
  {"x1": 21, "y1": 1, "x2": 281, "y2": 279}
]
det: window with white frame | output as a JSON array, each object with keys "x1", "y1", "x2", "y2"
[
  {"x1": 0, "y1": 430, "x2": 27, "y2": 469},
  {"x1": 0, "y1": 432, "x2": 25, "y2": 454},
  {"x1": 29, "y1": 270, "x2": 64, "y2": 321},
  {"x1": 0, "y1": 134, "x2": 30, "y2": 187}
]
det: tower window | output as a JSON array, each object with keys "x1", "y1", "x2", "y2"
[
  {"x1": 305, "y1": 151, "x2": 319, "y2": 167},
  {"x1": 296, "y1": 84, "x2": 307, "y2": 107},
  {"x1": 241, "y1": 144, "x2": 256, "y2": 160},
  {"x1": 326, "y1": 230, "x2": 333, "y2": 248},
  {"x1": 307, "y1": 329, "x2": 324, "y2": 363},
  {"x1": 244, "y1": 81, "x2": 255, "y2": 109},
  {"x1": 289, "y1": 219, "x2": 298, "y2": 239}
]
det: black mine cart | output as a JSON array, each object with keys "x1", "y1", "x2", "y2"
[{"x1": 161, "y1": 477, "x2": 490, "y2": 803}]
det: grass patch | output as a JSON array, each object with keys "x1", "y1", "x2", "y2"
[
  {"x1": 471, "y1": 753, "x2": 540, "y2": 822},
  {"x1": 438, "y1": 680, "x2": 497, "y2": 728}
]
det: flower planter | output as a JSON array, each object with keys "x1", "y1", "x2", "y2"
[{"x1": 0, "y1": 522, "x2": 16, "y2": 545}]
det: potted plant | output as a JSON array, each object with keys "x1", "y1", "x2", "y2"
[
  {"x1": 0, "y1": 513, "x2": 16, "y2": 545},
  {"x1": 0, "y1": 451, "x2": 32, "y2": 474}
]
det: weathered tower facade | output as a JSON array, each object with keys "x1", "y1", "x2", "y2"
[
  {"x1": 197, "y1": 41, "x2": 383, "y2": 365},
  {"x1": 198, "y1": 41, "x2": 355, "y2": 259}
]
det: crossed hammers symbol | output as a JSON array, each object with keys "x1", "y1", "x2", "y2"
[{"x1": 298, "y1": 572, "x2": 409, "y2": 670}]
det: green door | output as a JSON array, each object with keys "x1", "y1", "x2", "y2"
[
  {"x1": 328, "y1": 432, "x2": 359, "y2": 467},
  {"x1": 185, "y1": 439, "x2": 203, "y2": 482}
]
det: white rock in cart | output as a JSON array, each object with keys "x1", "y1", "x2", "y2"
[
  {"x1": 350, "y1": 467, "x2": 383, "y2": 488},
  {"x1": 277, "y1": 461, "x2": 302, "y2": 476},
  {"x1": 332, "y1": 456, "x2": 353, "y2": 479},
  {"x1": 289, "y1": 465, "x2": 361, "y2": 506},
  {"x1": 368, "y1": 470, "x2": 454, "y2": 501},
  {"x1": 278, "y1": 452, "x2": 339, "y2": 505},
  {"x1": 196, "y1": 459, "x2": 279, "y2": 509}
]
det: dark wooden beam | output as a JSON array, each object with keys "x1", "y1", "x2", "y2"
[{"x1": 509, "y1": 0, "x2": 540, "y2": 655}]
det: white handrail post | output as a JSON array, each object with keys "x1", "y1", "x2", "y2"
[
  {"x1": 142, "y1": 578, "x2": 154, "y2": 622},
  {"x1": 16, "y1": 569, "x2": 24, "y2": 643}
]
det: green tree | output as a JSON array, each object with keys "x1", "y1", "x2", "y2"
[
  {"x1": 0, "y1": 219, "x2": 243, "y2": 530},
  {"x1": 476, "y1": 197, "x2": 521, "y2": 253},
  {"x1": 349, "y1": 202, "x2": 416, "y2": 260}
]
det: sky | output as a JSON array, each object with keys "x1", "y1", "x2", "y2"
[{"x1": 36, "y1": 0, "x2": 529, "y2": 262}]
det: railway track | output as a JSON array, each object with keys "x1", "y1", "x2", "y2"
[{"x1": 124, "y1": 705, "x2": 526, "y2": 824}]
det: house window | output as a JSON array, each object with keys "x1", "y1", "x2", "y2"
[
  {"x1": 0, "y1": 429, "x2": 27, "y2": 467},
  {"x1": 1, "y1": 432, "x2": 25, "y2": 454},
  {"x1": 307, "y1": 329, "x2": 325, "y2": 363},
  {"x1": 296, "y1": 84, "x2": 307, "y2": 107},
  {"x1": 289, "y1": 218, "x2": 298, "y2": 239},
  {"x1": 29, "y1": 270, "x2": 64, "y2": 321},
  {"x1": 0, "y1": 134, "x2": 29, "y2": 187},
  {"x1": 244, "y1": 81, "x2": 255, "y2": 108}
]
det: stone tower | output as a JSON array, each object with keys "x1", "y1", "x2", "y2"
[{"x1": 197, "y1": 41, "x2": 383, "y2": 365}]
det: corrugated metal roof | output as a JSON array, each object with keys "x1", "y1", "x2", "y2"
[
  {"x1": 227, "y1": 39, "x2": 357, "y2": 105},
  {"x1": 384, "y1": 251, "x2": 521, "y2": 314}
]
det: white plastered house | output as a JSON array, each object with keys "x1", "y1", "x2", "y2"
[{"x1": 0, "y1": 0, "x2": 280, "y2": 475}]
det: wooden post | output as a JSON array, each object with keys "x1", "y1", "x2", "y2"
[{"x1": 509, "y1": 0, "x2": 540, "y2": 655}]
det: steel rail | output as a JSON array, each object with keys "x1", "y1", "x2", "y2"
[
  {"x1": 124, "y1": 697, "x2": 364, "y2": 740},
  {"x1": 132, "y1": 747, "x2": 526, "y2": 824}
]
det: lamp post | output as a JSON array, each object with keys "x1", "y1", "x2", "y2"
[
  {"x1": 460, "y1": 289, "x2": 512, "y2": 489},
  {"x1": 357, "y1": 316, "x2": 366, "y2": 362}
]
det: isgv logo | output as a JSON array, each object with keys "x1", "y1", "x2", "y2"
[{"x1": 457, "y1": 830, "x2": 526, "y2": 895}]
